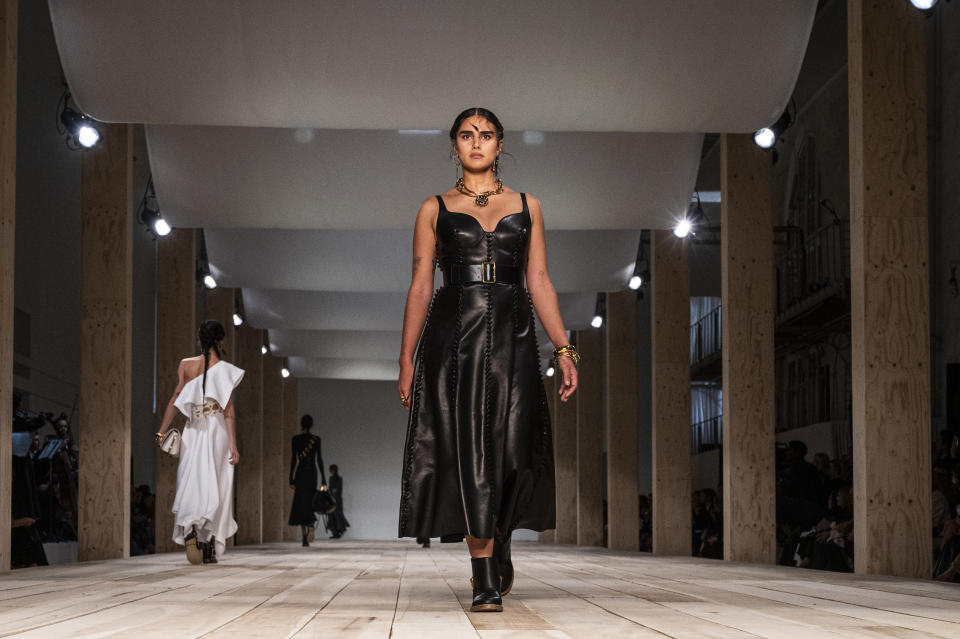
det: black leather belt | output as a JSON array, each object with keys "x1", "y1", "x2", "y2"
[{"x1": 444, "y1": 262, "x2": 522, "y2": 285}]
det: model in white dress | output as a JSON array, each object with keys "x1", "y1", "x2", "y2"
[{"x1": 170, "y1": 360, "x2": 244, "y2": 559}]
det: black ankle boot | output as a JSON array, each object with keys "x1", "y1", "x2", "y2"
[
  {"x1": 203, "y1": 537, "x2": 218, "y2": 564},
  {"x1": 469, "y1": 557, "x2": 502, "y2": 612},
  {"x1": 494, "y1": 536, "x2": 514, "y2": 596}
]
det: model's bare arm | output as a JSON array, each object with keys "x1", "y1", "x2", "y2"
[
  {"x1": 224, "y1": 394, "x2": 239, "y2": 465},
  {"x1": 398, "y1": 198, "x2": 439, "y2": 408},
  {"x1": 157, "y1": 361, "x2": 188, "y2": 435},
  {"x1": 525, "y1": 196, "x2": 578, "y2": 401}
]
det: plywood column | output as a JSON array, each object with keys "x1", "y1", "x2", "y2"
[
  {"x1": 721, "y1": 133, "x2": 776, "y2": 564},
  {"x1": 0, "y1": 0, "x2": 16, "y2": 573},
  {"x1": 539, "y1": 372, "x2": 558, "y2": 544},
  {"x1": 78, "y1": 124, "x2": 133, "y2": 561},
  {"x1": 261, "y1": 355, "x2": 284, "y2": 542},
  {"x1": 650, "y1": 230, "x2": 691, "y2": 555},
  {"x1": 848, "y1": 0, "x2": 930, "y2": 578},
  {"x1": 153, "y1": 229, "x2": 196, "y2": 554},
  {"x1": 553, "y1": 363, "x2": 578, "y2": 545},
  {"x1": 605, "y1": 290, "x2": 639, "y2": 551},
  {"x1": 282, "y1": 378, "x2": 299, "y2": 541},
  {"x1": 575, "y1": 329, "x2": 603, "y2": 547},
  {"x1": 234, "y1": 325, "x2": 263, "y2": 545}
]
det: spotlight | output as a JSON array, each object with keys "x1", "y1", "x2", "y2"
[
  {"x1": 139, "y1": 206, "x2": 171, "y2": 237},
  {"x1": 58, "y1": 88, "x2": 101, "y2": 150},
  {"x1": 910, "y1": 0, "x2": 937, "y2": 8},
  {"x1": 674, "y1": 195, "x2": 708, "y2": 239},
  {"x1": 546, "y1": 365, "x2": 555, "y2": 377},
  {"x1": 233, "y1": 313, "x2": 243, "y2": 327},
  {"x1": 281, "y1": 367, "x2": 291, "y2": 378},
  {"x1": 203, "y1": 274, "x2": 217, "y2": 289},
  {"x1": 628, "y1": 232, "x2": 650, "y2": 294},
  {"x1": 137, "y1": 178, "x2": 172, "y2": 237},
  {"x1": 754, "y1": 110, "x2": 792, "y2": 150},
  {"x1": 261, "y1": 345, "x2": 268, "y2": 355},
  {"x1": 592, "y1": 292, "x2": 606, "y2": 328}
]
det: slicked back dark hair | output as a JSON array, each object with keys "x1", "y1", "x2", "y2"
[{"x1": 449, "y1": 107, "x2": 504, "y2": 142}]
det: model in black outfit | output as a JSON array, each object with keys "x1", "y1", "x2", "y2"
[
  {"x1": 288, "y1": 414, "x2": 325, "y2": 546},
  {"x1": 324, "y1": 465, "x2": 350, "y2": 538},
  {"x1": 398, "y1": 108, "x2": 579, "y2": 613}
]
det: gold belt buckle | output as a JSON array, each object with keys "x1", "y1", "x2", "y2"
[{"x1": 481, "y1": 261, "x2": 496, "y2": 284}]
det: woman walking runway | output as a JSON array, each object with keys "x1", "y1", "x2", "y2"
[
  {"x1": 398, "y1": 108, "x2": 578, "y2": 612},
  {"x1": 156, "y1": 320, "x2": 244, "y2": 565}
]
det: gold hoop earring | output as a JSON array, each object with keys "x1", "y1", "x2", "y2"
[{"x1": 453, "y1": 155, "x2": 462, "y2": 182}]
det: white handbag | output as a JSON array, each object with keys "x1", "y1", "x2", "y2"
[{"x1": 159, "y1": 429, "x2": 181, "y2": 458}]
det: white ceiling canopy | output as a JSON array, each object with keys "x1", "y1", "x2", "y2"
[
  {"x1": 268, "y1": 329, "x2": 401, "y2": 361},
  {"x1": 288, "y1": 356, "x2": 399, "y2": 381},
  {"x1": 243, "y1": 290, "x2": 406, "y2": 332},
  {"x1": 149, "y1": 127, "x2": 701, "y2": 230},
  {"x1": 208, "y1": 229, "x2": 640, "y2": 294},
  {"x1": 49, "y1": 1, "x2": 815, "y2": 133}
]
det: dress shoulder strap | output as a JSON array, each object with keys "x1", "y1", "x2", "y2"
[
  {"x1": 520, "y1": 193, "x2": 528, "y2": 211},
  {"x1": 435, "y1": 195, "x2": 447, "y2": 211}
]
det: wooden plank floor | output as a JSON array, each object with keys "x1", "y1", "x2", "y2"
[{"x1": 0, "y1": 541, "x2": 958, "y2": 638}]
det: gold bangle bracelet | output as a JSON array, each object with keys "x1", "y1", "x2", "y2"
[{"x1": 553, "y1": 346, "x2": 580, "y2": 366}]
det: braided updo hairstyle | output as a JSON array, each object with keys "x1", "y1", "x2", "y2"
[{"x1": 197, "y1": 319, "x2": 225, "y2": 394}]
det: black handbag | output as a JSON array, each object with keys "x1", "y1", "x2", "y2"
[{"x1": 312, "y1": 485, "x2": 337, "y2": 514}]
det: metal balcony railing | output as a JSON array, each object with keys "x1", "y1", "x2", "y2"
[
  {"x1": 690, "y1": 303, "x2": 722, "y2": 366},
  {"x1": 691, "y1": 415, "x2": 722, "y2": 455},
  {"x1": 776, "y1": 220, "x2": 847, "y2": 318}
]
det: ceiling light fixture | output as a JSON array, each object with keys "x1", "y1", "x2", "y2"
[
  {"x1": 57, "y1": 86, "x2": 101, "y2": 150},
  {"x1": 674, "y1": 194, "x2": 707, "y2": 239},
  {"x1": 197, "y1": 231, "x2": 217, "y2": 290},
  {"x1": 137, "y1": 177, "x2": 172, "y2": 238},
  {"x1": 754, "y1": 110, "x2": 793, "y2": 150},
  {"x1": 591, "y1": 292, "x2": 606, "y2": 329},
  {"x1": 628, "y1": 231, "x2": 650, "y2": 293}
]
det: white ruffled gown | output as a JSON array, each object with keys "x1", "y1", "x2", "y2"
[{"x1": 171, "y1": 360, "x2": 245, "y2": 558}]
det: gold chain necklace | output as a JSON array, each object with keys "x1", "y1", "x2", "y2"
[{"x1": 455, "y1": 177, "x2": 504, "y2": 207}]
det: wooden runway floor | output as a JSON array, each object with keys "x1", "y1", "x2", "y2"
[{"x1": 0, "y1": 540, "x2": 958, "y2": 638}]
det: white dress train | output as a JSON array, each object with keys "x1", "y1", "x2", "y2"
[{"x1": 171, "y1": 360, "x2": 244, "y2": 558}]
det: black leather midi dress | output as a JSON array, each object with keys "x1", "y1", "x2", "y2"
[{"x1": 399, "y1": 193, "x2": 556, "y2": 541}]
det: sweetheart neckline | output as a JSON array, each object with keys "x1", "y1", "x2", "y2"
[{"x1": 442, "y1": 209, "x2": 527, "y2": 234}]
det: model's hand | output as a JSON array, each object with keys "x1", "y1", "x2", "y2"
[
  {"x1": 556, "y1": 356, "x2": 578, "y2": 402},
  {"x1": 229, "y1": 445, "x2": 240, "y2": 465},
  {"x1": 398, "y1": 358, "x2": 414, "y2": 411}
]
